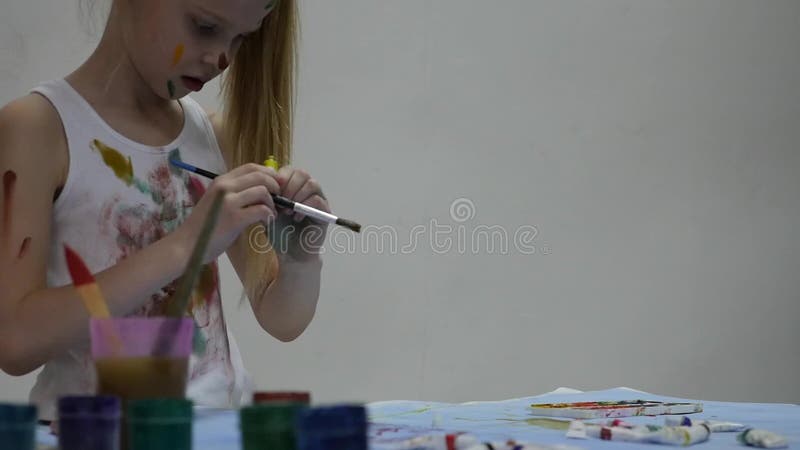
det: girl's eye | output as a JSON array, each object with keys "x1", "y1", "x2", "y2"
[{"x1": 193, "y1": 19, "x2": 218, "y2": 35}]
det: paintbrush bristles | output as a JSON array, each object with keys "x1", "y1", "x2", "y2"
[
  {"x1": 64, "y1": 245, "x2": 112, "y2": 318},
  {"x1": 335, "y1": 218, "x2": 362, "y2": 233},
  {"x1": 75, "y1": 284, "x2": 112, "y2": 318}
]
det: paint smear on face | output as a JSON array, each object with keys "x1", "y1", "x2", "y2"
[
  {"x1": 167, "y1": 80, "x2": 176, "y2": 98},
  {"x1": 17, "y1": 237, "x2": 31, "y2": 259},
  {"x1": 217, "y1": 53, "x2": 229, "y2": 71},
  {"x1": 172, "y1": 44, "x2": 185, "y2": 67},
  {"x1": 3, "y1": 170, "x2": 17, "y2": 236},
  {"x1": 91, "y1": 140, "x2": 134, "y2": 185}
]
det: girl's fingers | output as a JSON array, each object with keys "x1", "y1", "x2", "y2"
[
  {"x1": 223, "y1": 162, "x2": 269, "y2": 179},
  {"x1": 222, "y1": 169, "x2": 280, "y2": 195},
  {"x1": 293, "y1": 177, "x2": 323, "y2": 204},
  {"x1": 241, "y1": 204, "x2": 276, "y2": 226},
  {"x1": 293, "y1": 194, "x2": 330, "y2": 222},
  {"x1": 235, "y1": 185, "x2": 276, "y2": 214},
  {"x1": 281, "y1": 167, "x2": 310, "y2": 203}
]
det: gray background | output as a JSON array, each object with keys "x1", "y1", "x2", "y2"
[{"x1": 0, "y1": 0, "x2": 798, "y2": 404}]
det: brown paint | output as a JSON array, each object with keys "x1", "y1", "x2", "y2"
[
  {"x1": 17, "y1": 237, "x2": 31, "y2": 259},
  {"x1": 2, "y1": 170, "x2": 17, "y2": 235}
]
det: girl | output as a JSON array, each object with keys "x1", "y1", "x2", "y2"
[{"x1": 0, "y1": 0, "x2": 328, "y2": 421}]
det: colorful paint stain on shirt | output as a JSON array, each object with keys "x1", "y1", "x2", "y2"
[
  {"x1": 187, "y1": 175, "x2": 206, "y2": 205},
  {"x1": 92, "y1": 140, "x2": 134, "y2": 186}
]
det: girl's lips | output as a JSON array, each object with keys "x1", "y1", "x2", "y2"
[{"x1": 181, "y1": 76, "x2": 205, "y2": 92}]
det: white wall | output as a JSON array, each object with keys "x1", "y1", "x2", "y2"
[{"x1": 1, "y1": 0, "x2": 798, "y2": 405}]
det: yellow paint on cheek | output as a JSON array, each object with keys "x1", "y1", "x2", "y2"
[
  {"x1": 172, "y1": 44, "x2": 185, "y2": 67},
  {"x1": 91, "y1": 139, "x2": 134, "y2": 185}
]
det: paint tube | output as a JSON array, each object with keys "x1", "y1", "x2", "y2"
[
  {"x1": 376, "y1": 433, "x2": 569, "y2": 450},
  {"x1": 567, "y1": 420, "x2": 711, "y2": 446},
  {"x1": 379, "y1": 432, "x2": 480, "y2": 450},
  {"x1": 461, "y1": 443, "x2": 574, "y2": 450},
  {"x1": 664, "y1": 416, "x2": 746, "y2": 432},
  {"x1": 737, "y1": 429, "x2": 789, "y2": 449}
]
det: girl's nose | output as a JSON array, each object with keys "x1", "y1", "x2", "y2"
[
  {"x1": 200, "y1": 50, "x2": 220, "y2": 69},
  {"x1": 201, "y1": 50, "x2": 230, "y2": 72}
]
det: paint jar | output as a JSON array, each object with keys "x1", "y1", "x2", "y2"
[
  {"x1": 90, "y1": 317, "x2": 193, "y2": 450},
  {"x1": 253, "y1": 391, "x2": 311, "y2": 406},
  {"x1": 240, "y1": 403, "x2": 307, "y2": 450},
  {"x1": 296, "y1": 405, "x2": 368, "y2": 450},
  {"x1": 0, "y1": 403, "x2": 37, "y2": 450},
  {"x1": 58, "y1": 395, "x2": 120, "y2": 450},
  {"x1": 127, "y1": 398, "x2": 193, "y2": 450}
]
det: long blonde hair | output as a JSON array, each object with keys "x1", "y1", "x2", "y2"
[{"x1": 221, "y1": 0, "x2": 298, "y2": 300}]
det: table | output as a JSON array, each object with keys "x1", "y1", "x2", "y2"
[{"x1": 36, "y1": 387, "x2": 799, "y2": 449}]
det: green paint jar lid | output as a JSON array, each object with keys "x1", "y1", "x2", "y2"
[
  {"x1": 128, "y1": 398, "x2": 193, "y2": 423},
  {"x1": 240, "y1": 403, "x2": 306, "y2": 429}
]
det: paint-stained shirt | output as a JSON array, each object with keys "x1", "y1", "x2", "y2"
[{"x1": 28, "y1": 79, "x2": 253, "y2": 420}]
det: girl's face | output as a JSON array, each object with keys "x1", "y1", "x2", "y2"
[{"x1": 121, "y1": 0, "x2": 275, "y2": 99}]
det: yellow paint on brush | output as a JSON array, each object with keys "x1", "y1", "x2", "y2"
[
  {"x1": 76, "y1": 283, "x2": 112, "y2": 318},
  {"x1": 92, "y1": 140, "x2": 134, "y2": 185},
  {"x1": 172, "y1": 44, "x2": 185, "y2": 67}
]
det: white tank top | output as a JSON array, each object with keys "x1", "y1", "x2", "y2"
[{"x1": 28, "y1": 79, "x2": 253, "y2": 420}]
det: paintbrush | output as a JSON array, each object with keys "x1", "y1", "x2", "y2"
[
  {"x1": 63, "y1": 245, "x2": 123, "y2": 354},
  {"x1": 64, "y1": 245, "x2": 113, "y2": 318},
  {"x1": 168, "y1": 158, "x2": 362, "y2": 233},
  {"x1": 152, "y1": 189, "x2": 224, "y2": 356},
  {"x1": 167, "y1": 189, "x2": 225, "y2": 317}
]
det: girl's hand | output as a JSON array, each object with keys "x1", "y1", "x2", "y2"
[
  {"x1": 275, "y1": 166, "x2": 329, "y2": 259},
  {"x1": 176, "y1": 163, "x2": 281, "y2": 264}
]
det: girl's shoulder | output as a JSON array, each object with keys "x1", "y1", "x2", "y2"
[{"x1": 0, "y1": 93, "x2": 69, "y2": 192}]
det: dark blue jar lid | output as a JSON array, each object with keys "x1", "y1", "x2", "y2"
[
  {"x1": 296, "y1": 405, "x2": 367, "y2": 432},
  {"x1": 58, "y1": 396, "x2": 120, "y2": 418}
]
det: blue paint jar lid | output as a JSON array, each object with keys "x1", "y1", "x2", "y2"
[
  {"x1": 296, "y1": 405, "x2": 367, "y2": 432},
  {"x1": 58, "y1": 396, "x2": 120, "y2": 419},
  {"x1": 0, "y1": 403, "x2": 37, "y2": 425}
]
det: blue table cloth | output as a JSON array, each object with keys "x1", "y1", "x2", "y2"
[{"x1": 36, "y1": 387, "x2": 799, "y2": 449}]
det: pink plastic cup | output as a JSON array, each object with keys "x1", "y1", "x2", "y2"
[{"x1": 90, "y1": 317, "x2": 193, "y2": 450}]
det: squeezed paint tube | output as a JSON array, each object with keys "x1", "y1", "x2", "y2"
[
  {"x1": 567, "y1": 420, "x2": 711, "y2": 446},
  {"x1": 462, "y1": 443, "x2": 578, "y2": 450},
  {"x1": 376, "y1": 433, "x2": 571, "y2": 450},
  {"x1": 373, "y1": 432, "x2": 478, "y2": 450},
  {"x1": 664, "y1": 416, "x2": 746, "y2": 432},
  {"x1": 737, "y1": 429, "x2": 789, "y2": 449}
]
